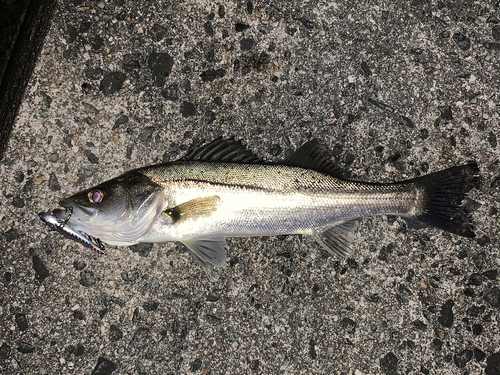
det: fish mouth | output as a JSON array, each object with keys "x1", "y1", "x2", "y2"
[{"x1": 52, "y1": 206, "x2": 71, "y2": 221}]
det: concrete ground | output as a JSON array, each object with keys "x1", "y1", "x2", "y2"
[{"x1": 1, "y1": 0, "x2": 499, "y2": 374}]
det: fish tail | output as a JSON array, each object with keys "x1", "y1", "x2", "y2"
[{"x1": 409, "y1": 163, "x2": 480, "y2": 237}]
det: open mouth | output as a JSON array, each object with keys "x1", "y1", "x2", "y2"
[{"x1": 52, "y1": 206, "x2": 71, "y2": 222}]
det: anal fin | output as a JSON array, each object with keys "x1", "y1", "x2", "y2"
[{"x1": 311, "y1": 220, "x2": 359, "y2": 259}]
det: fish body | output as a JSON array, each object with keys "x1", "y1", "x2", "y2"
[
  {"x1": 49, "y1": 138, "x2": 479, "y2": 274},
  {"x1": 138, "y1": 161, "x2": 419, "y2": 241}
]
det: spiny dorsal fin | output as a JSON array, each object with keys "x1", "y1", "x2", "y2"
[
  {"x1": 165, "y1": 196, "x2": 220, "y2": 223},
  {"x1": 283, "y1": 139, "x2": 345, "y2": 177},
  {"x1": 311, "y1": 220, "x2": 360, "y2": 259},
  {"x1": 182, "y1": 137, "x2": 264, "y2": 163}
]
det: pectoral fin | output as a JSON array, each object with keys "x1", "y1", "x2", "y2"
[
  {"x1": 165, "y1": 196, "x2": 220, "y2": 223},
  {"x1": 311, "y1": 220, "x2": 359, "y2": 258}
]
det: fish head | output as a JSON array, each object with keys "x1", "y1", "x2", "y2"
[{"x1": 53, "y1": 172, "x2": 164, "y2": 245}]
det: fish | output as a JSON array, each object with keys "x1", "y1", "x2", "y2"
[
  {"x1": 39, "y1": 211, "x2": 106, "y2": 254},
  {"x1": 48, "y1": 138, "x2": 479, "y2": 276}
]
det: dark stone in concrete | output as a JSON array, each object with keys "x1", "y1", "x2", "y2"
[
  {"x1": 148, "y1": 52, "x2": 173, "y2": 86},
  {"x1": 161, "y1": 83, "x2": 179, "y2": 101},
  {"x1": 79, "y1": 270, "x2": 96, "y2": 287},
  {"x1": 454, "y1": 349, "x2": 473, "y2": 368},
  {"x1": 131, "y1": 327, "x2": 150, "y2": 347},
  {"x1": 109, "y1": 325, "x2": 123, "y2": 342},
  {"x1": 484, "y1": 287, "x2": 500, "y2": 309},
  {"x1": 99, "y1": 72, "x2": 126, "y2": 96},
  {"x1": 15, "y1": 313, "x2": 28, "y2": 331},
  {"x1": 240, "y1": 37, "x2": 254, "y2": 51},
  {"x1": 32, "y1": 255, "x2": 49, "y2": 282},
  {"x1": 0, "y1": 342, "x2": 10, "y2": 360},
  {"x1": 16, "y1": 342, "x2": 35, "y2": 353},
  {"x1": 180, "y1": 101, "x2": 196, "y2": 117},
  {"x1": 453, "y1": 32, "x2": 471, "y2": 51},
  {"x1": 48, "y1": 172, "x2": 61, "y2": 191},
  {"x1": 200, "y1": 68, "x2": 226, "y2": 82},
  {"x1": 91, "y1": 357, "x2": 117, "y2": 375},
  {"x1": 486, "y1": 352, "x2": 500, "y2": 375},
  {"x1": 380, "y1": 352, "x2": 398, "y2": 374},
  {"x1": 438, "y1": 300, "x2": 454, "y2": 328}
]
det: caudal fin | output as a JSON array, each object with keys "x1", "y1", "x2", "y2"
[{"x1": 410, "y1": 163, "x2": 480, "y2": 237}]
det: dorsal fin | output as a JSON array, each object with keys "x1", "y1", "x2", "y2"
[
  {"x1": 182, "y1": 137, "x2": 263, "y2": 163},
  {"x1": 283, "y1": 139, "x2": 345, "y2": 177}
]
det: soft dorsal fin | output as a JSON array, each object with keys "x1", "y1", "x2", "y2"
[
  {"x1": 283, "y1": 139, "x2": 345, "y2": 177},
  {"x1": 311, "y1": 220, "x2": 360, "y2": 258},
  {"x1": 182, "y1": 137, "x2": 264, "y2": 163},
  {"x1": 164, "y1": 196, "x2": 220, "y2": 223}
]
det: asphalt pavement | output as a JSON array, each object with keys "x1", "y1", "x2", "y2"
[{"x1": 1, "y1": 1, "x2": 499, "y2": 374}]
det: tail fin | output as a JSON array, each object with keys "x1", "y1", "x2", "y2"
[{"x1": 409, "y1": 163, "x2": 480, "y2": 238}]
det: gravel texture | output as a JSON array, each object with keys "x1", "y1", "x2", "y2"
[{"x1": 1, "y1": 1, "x2": 499, "y2": 374}]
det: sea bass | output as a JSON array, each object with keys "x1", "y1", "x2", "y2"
[{"x1": 49, "y1": 138, "x2": 479, "y2": 275}]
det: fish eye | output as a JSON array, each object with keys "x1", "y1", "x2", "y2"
[{"x1": 88, "y1": 189, "x2": 105, "y2": 204}]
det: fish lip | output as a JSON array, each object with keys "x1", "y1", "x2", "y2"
[{"x1": 59, "y1": 200, "x2": 71, "y2": 209}]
